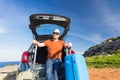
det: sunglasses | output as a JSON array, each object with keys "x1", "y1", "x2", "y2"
[{"x1": 53, "y1": 32, "x2": 60, "y2": 35}]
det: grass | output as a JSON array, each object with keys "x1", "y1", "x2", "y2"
[{"x1": 85, "y1": 53, "x2": 120, "y2": 68}]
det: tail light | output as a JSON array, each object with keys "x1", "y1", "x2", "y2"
[
  {"x1": 70, "y1": 50, "x2": 75, "y2": 54},
  {"x1": 21, "y1": 51, "x2": 29, "y2": 63}
]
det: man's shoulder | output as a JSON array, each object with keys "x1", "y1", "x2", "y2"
[
  {"x1": 59, "y1": 40, "x2": 65, "y2": 44},
  {"x1": 44, "y1": 39, "x2": 52, "y2": 43}
]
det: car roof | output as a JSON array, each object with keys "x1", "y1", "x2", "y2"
[{"x1": 29, "y1": 14, "x2": 71, "y2": 41}]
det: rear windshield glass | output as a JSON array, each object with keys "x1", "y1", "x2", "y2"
[{"x1": 36, "y1": 24, "x2": 64, "y2": 35}]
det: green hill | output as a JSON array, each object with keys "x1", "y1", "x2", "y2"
[
  {"x1": 84, "y1": 36, "x2": 120, "y2": 57},
  {"x1": 85, "y1": 53, "x2": 120, "y2": 68},
  {"x1": 84, "y1": 36, "x2": 120, "y2": 68}
]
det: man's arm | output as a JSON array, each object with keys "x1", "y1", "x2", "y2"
[{"x1": 32, "y1": 40, "x2": 45, "y2": 47}]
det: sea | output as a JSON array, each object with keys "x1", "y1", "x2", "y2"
[{"x1": 0, "y1": 61, "x2": 20, "y2": 68}]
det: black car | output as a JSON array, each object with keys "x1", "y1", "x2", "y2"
[{"x1": 17, "y1": 14, "x2": 71, "y2": 80}]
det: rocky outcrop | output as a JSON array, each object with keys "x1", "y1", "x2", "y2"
[
  {"x1": 84, "y1": 36, "x2": 120, "y2": 57},
  {"x1": 0, "y1": 65, "x2": 18, "y2": 80}
]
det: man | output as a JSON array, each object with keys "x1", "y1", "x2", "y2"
[{"x1": 32, "y1": 29, "x2": 72, "y2": 80}]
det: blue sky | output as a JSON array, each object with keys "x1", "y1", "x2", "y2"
[{"x1": 0, "y1": 0, "x2": 120, "y2": 61}]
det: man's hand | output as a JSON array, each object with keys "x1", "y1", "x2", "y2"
[
  {"x1": 32, "y1": 40, "x2": 45, "y2": 47},
  {"x1": 32, "y1": 40, "x2": 38, "y2": 45},
  {"x1": 67, "y1": 42, "x2": 72, "y2": 48}
]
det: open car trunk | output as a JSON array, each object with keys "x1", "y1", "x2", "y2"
[{"x1": 29, "y1": 14, "x2": 70, "y2": 41}]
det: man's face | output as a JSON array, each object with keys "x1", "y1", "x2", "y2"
[{"x1": 52, "y1": 32, "x2": 60, "y2": 39}]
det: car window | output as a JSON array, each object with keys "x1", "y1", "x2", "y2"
[{"x1": 36, "y1": 24, "x2": 64, "y2": 35}]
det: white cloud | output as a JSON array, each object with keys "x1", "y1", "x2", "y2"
[
  {"x1": 0, "y1": 1, "x2": 30, "y2": 35},
  {"x1": 0, "y1": 27, "x2": 7, "y2": 34},
  {"x1": 94, "y1": 0, "x2": 120, "y2": 34},
  {"x1": 0, "y1": 1, "x2": 29, "y2": 27},
  {"x1": 104, "y1": 15, "x2": 120, "y2": 32},
  {"x1": 0, "y1": 53, "x2": 21, "y2": 62},
  {"x1": 70, "y1": 32, "x2": 103, "y2": 44}
]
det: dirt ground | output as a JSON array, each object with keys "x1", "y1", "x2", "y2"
[
  {"x1": 1, "y1": 66, "x2": 120, "y2": 80},
  {"x1": 88, "y1": 68, "x2": 120, "y2": 80}
]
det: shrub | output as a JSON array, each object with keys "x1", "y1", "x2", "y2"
[{"x1": 108, "y1": 50, "x2": 120, "y2": 55}]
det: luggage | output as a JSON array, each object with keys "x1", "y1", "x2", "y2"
[
  {"x1": 16, "y1": 69, "x2": 35, "y2": 80},
  {"x1": 65, "y1": 54, "x2": 89, "y2": 80},
  {"x1": 18, "y1": 62, "x2": 30, "y2": 72}
]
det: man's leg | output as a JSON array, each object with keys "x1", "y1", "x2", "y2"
[
  {"x1": 46, "y1": 59, "x2": 54, "y2": 80},
  {"x1": 54, "y1": 59, "x2": 62, "y2": 80}
]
